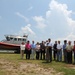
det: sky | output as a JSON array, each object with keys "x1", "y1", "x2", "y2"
[{"x1": 0, "y1": 0, "x2": 75, "y2": 43}]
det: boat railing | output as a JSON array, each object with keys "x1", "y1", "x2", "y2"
[{"x1": 1, "y1": 39, "x2": 7, "y2": 42}]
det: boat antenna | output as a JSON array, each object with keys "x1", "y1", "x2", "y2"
[{"x1": 23, "y1": 33, "x2": 28, "y2": 37}]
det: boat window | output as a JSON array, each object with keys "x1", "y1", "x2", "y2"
[
  {"x1": 14, "y1": 38, "x2": 17, "y2": 41},
  {"x1": 6, "y1": 37, "x2": 10, "y2": 41},
  {"x1": 22, "y1": 39, "x2": 26, "y2": 41},
  {"x1": 18, "y1": 38, "x2": 21, "y2": 41},
  {"x1": 10, "y1": 37, "x2": 13, "y2": 40}
]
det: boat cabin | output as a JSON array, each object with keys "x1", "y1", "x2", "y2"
[{"x1": 4, "y1": 35, "x2": 28, "y2": 44}]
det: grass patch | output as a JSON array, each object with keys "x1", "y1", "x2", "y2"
[
  {"x1": 0, "y1": 54, "x2": 75, "y2": 75},
  {"x1": 0, "y1": 70, "x2": 6, "y2": 75}
]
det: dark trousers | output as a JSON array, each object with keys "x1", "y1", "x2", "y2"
[
  {"x1": 67, "y1": 51, "x2": 72, "y2": 64},
  {"x1": 74, "y1": 52, "x2": 75, "y2": 63},
  {"x1": 49, "y1": 48, "x2": 52, "y2": 62},
  {"x1": 63, "y1": 50, "x2": 67, "y2": 62},
  {"x1": 36, "y1": 51, "x2": 40, "y2": 59},
  {"x1": 26, "y1": 50, "x2": 31, "y2": 59},
  {"x1": 53, "y1": 50, "x2": 57, "y2": 60},
  {"x1": 40, "y1": 49, "x2": 45, "y2": 60},
  {"x1": 46, "y1": 48, "x2": 50, "y2": 62}
]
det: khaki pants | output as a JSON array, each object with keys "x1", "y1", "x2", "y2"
[{"x1": 20, "y1": 50, "x2": 25, "y2": 59}]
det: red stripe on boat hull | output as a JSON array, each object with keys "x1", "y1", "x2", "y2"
[{"x1": 0, "y1": 42, "x2": 20, "y2": 50}]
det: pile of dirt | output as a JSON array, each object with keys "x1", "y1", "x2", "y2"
[{"x1": 0, "y1": 59, "x2": 64, "y2": 75}]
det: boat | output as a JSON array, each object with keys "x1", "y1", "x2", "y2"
[{"x1": 0, "y1": 34, "x2": 28, "y2": 53}]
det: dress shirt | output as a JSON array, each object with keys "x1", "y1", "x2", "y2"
[{"x1": 57, "y1": 44, "x2": 62, "y2": 50}]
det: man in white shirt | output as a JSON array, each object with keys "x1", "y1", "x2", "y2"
[
  {"x1": 57, "y1": 41, "x2": 62, "y2": 61},
  {"x1": 48, "y1": 38, "x2": 53, "y2": 62}
]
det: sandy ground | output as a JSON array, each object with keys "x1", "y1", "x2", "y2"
[
  {"x1": 65, "y1": 64, "x2": 75, "y2": 69},
  {"x1": 0, "y1": 59, "x2": 64, "y2": 75}
]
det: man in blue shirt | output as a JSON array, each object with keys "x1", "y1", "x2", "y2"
[{"x1": 31, "y1": 41, "x2": 36, "y2": 59}]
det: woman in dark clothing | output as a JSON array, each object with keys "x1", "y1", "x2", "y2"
[
  {"x1": 53, "y1": 41, "x2": 57, "y2": 61},
  {"x1": 40, "y1": 41, "x2": 45, "y2": 60}
]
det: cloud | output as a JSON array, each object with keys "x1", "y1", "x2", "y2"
[
  {"x1": 33, "y1": 16, "x2": 47, "y2": 30},
  {"x1": 45, "y1": 0, "x2": 75, "y2": 40},
  {"x1": 66, "y1": 33, "x2": 75, "y2": 41},
  {"x1": 15, "y1": 12, "x2": 29, "y2": 23},
  {"x1": 19, "y1": 24, "x2": 36, "y2": 41},
  {"x1": 19, "y1": 24, "x2": 35, "y2": 35},
  {"x1": 16, "y1": 0, "x2": 75, "y2": 42},
  {"x1": 32, "y1": 0, "x2": 75, "y2": 42},
  {"x1": 28, "y1": 6, "x2": 33, "y2": 11},
  {"x1": 54, "y1": 33, "x2": 75, "y2": 44}
]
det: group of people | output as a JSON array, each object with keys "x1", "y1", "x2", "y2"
[{"x1": 20, "y1": 38, "x2": 75, "y2": 64}]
